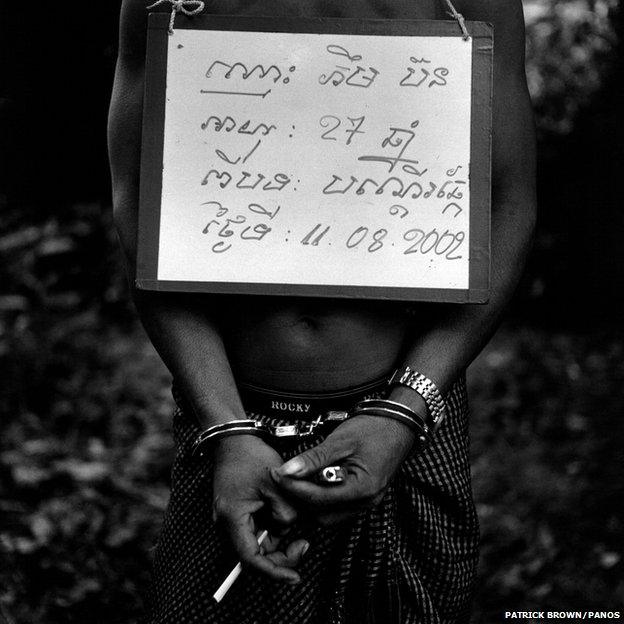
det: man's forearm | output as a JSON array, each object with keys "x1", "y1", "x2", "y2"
[
  {"x1": 133, "y1": 289, "x2": 246, "y2": 428},
  {"x1": 391, "y1": 0, "x2": 537, "y2": 409},
  {"x1": 390, "y1": 191, "x2": 536, "y2": 410},
  {"x1": 109, "y1": 69, "x2": 244, "y2": 430}
]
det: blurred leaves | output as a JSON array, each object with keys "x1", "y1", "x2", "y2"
[
  {"x1": 0, "y1": 202, "x2": 129, "y2": 318},
  {"x1": 1, "y1": 0, "x2": 623, "y2": 621},
  {"x1": 524, "y1": 0, "x2": 619, "y2": 136},
  {"x1": 0, "y1": 204, "x2": 173, "y2": 623},
  {"x1": 0, "y1": 317, "x2": 174, "y2": 623},
  {"x1": 469, "y1": 327, "x2": 624, "y2": 619}
]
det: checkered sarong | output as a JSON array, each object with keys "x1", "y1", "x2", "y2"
[{"x1": 147, "y1": 377, "x2": 478, "y2": 623}]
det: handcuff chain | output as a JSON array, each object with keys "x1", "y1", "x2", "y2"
[{"x1": 268, "y1": 413, "x2": 345, "y2": 439}]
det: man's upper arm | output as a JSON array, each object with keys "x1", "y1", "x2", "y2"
[
  {"x1": 116, "y1": 0, "x2": 171, "y2": 68},
  {"x1": 457, "y1": 0, "x2": 536, "y2": 203},
  {"x1": 109, "y1": 0, "x2": 157, "y2": 260}
]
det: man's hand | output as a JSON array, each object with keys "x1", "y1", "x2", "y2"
[
  {"x1": 212, "y1": 435, "x2": 309, "y2": 583},
  {"x1": 271, "y1": 416, "x2": 416, "y2": 526}
]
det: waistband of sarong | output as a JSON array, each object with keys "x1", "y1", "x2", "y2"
[{"x1": 237, "y1": 374, "x2": 390, "y2": 420}]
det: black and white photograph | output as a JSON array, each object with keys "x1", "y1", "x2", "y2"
[{"x1": 1, "y1": 0, "x2": 622, "y2": 622}]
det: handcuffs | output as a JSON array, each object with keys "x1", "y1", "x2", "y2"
[
  {"x1": 192, "y1": 368, "x2": 448, "y2": 485},
  {"x1": 192, "y1": 410, "x2": 351, "y2": 460},
  {"x1": 192, "y1": 412, "x2": 351, "y2": 485}
]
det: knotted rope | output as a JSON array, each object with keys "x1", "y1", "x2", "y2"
[
  {"x1": 149, "y1": 0, "x2": 468, "y2": 40},
  {"x1": 442, "y1": 0, "x2": 470, "y2": 40},
  {"x1": 146, "y1": 0, "x2": 205, "y2": 35}
]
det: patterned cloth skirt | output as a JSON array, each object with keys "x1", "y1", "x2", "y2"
[{"x1": 146, "y1": 376, "x2": 479, "y2": 624}]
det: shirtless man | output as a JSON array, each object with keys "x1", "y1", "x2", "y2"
[{"x1": 108, "y1": 0, "x2": 535, "y2": 622}]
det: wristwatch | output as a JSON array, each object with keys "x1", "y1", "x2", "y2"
[{"x1": 388, "y1": 366, "x2": 447, "y2": 432}]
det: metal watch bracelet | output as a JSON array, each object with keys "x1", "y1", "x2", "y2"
[{"x1": 388, "y1": 366, "x2": 447, "y2": 433}]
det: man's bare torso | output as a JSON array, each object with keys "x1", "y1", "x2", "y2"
[{"x1": 113, "y1": 0, "x2": 445, "y2": 391}]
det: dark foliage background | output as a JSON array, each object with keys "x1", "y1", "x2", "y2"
[{"x1": 1, "y1": 1, "x2": 623, "y2": 622}]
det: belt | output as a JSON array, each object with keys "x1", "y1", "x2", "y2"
[{"x1": 237, "y1": 374, "x2": 389, "y2": 420}]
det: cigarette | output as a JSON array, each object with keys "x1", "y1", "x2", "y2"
[{"x1": 213, "y1": 529, "x2": 269, "y2": 603}]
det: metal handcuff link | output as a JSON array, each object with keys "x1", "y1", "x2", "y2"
[
  {"x1": 192, "y1": 411, "x2": 351, "y2": 485},
  {"x1": 192, "y1": 410, "x2": 351, "y2": 459}
]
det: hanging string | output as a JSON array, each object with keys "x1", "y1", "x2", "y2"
[
  {"x1": 147, "y1": 0, "x2": 466, "y2": 39},
  {"x1": 441, "y1": 0, "x2": 470, "y2": 40},
  {"x1": 148, "y1": 0, "x2": 468, "y2": 40},
  {"x1": 146, "y1": 0, "x2": 205, "y2": 35}
]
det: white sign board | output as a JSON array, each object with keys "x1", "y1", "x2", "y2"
[{"x1": 138, "y1": 15, "x2": 492, "y2": 302}]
